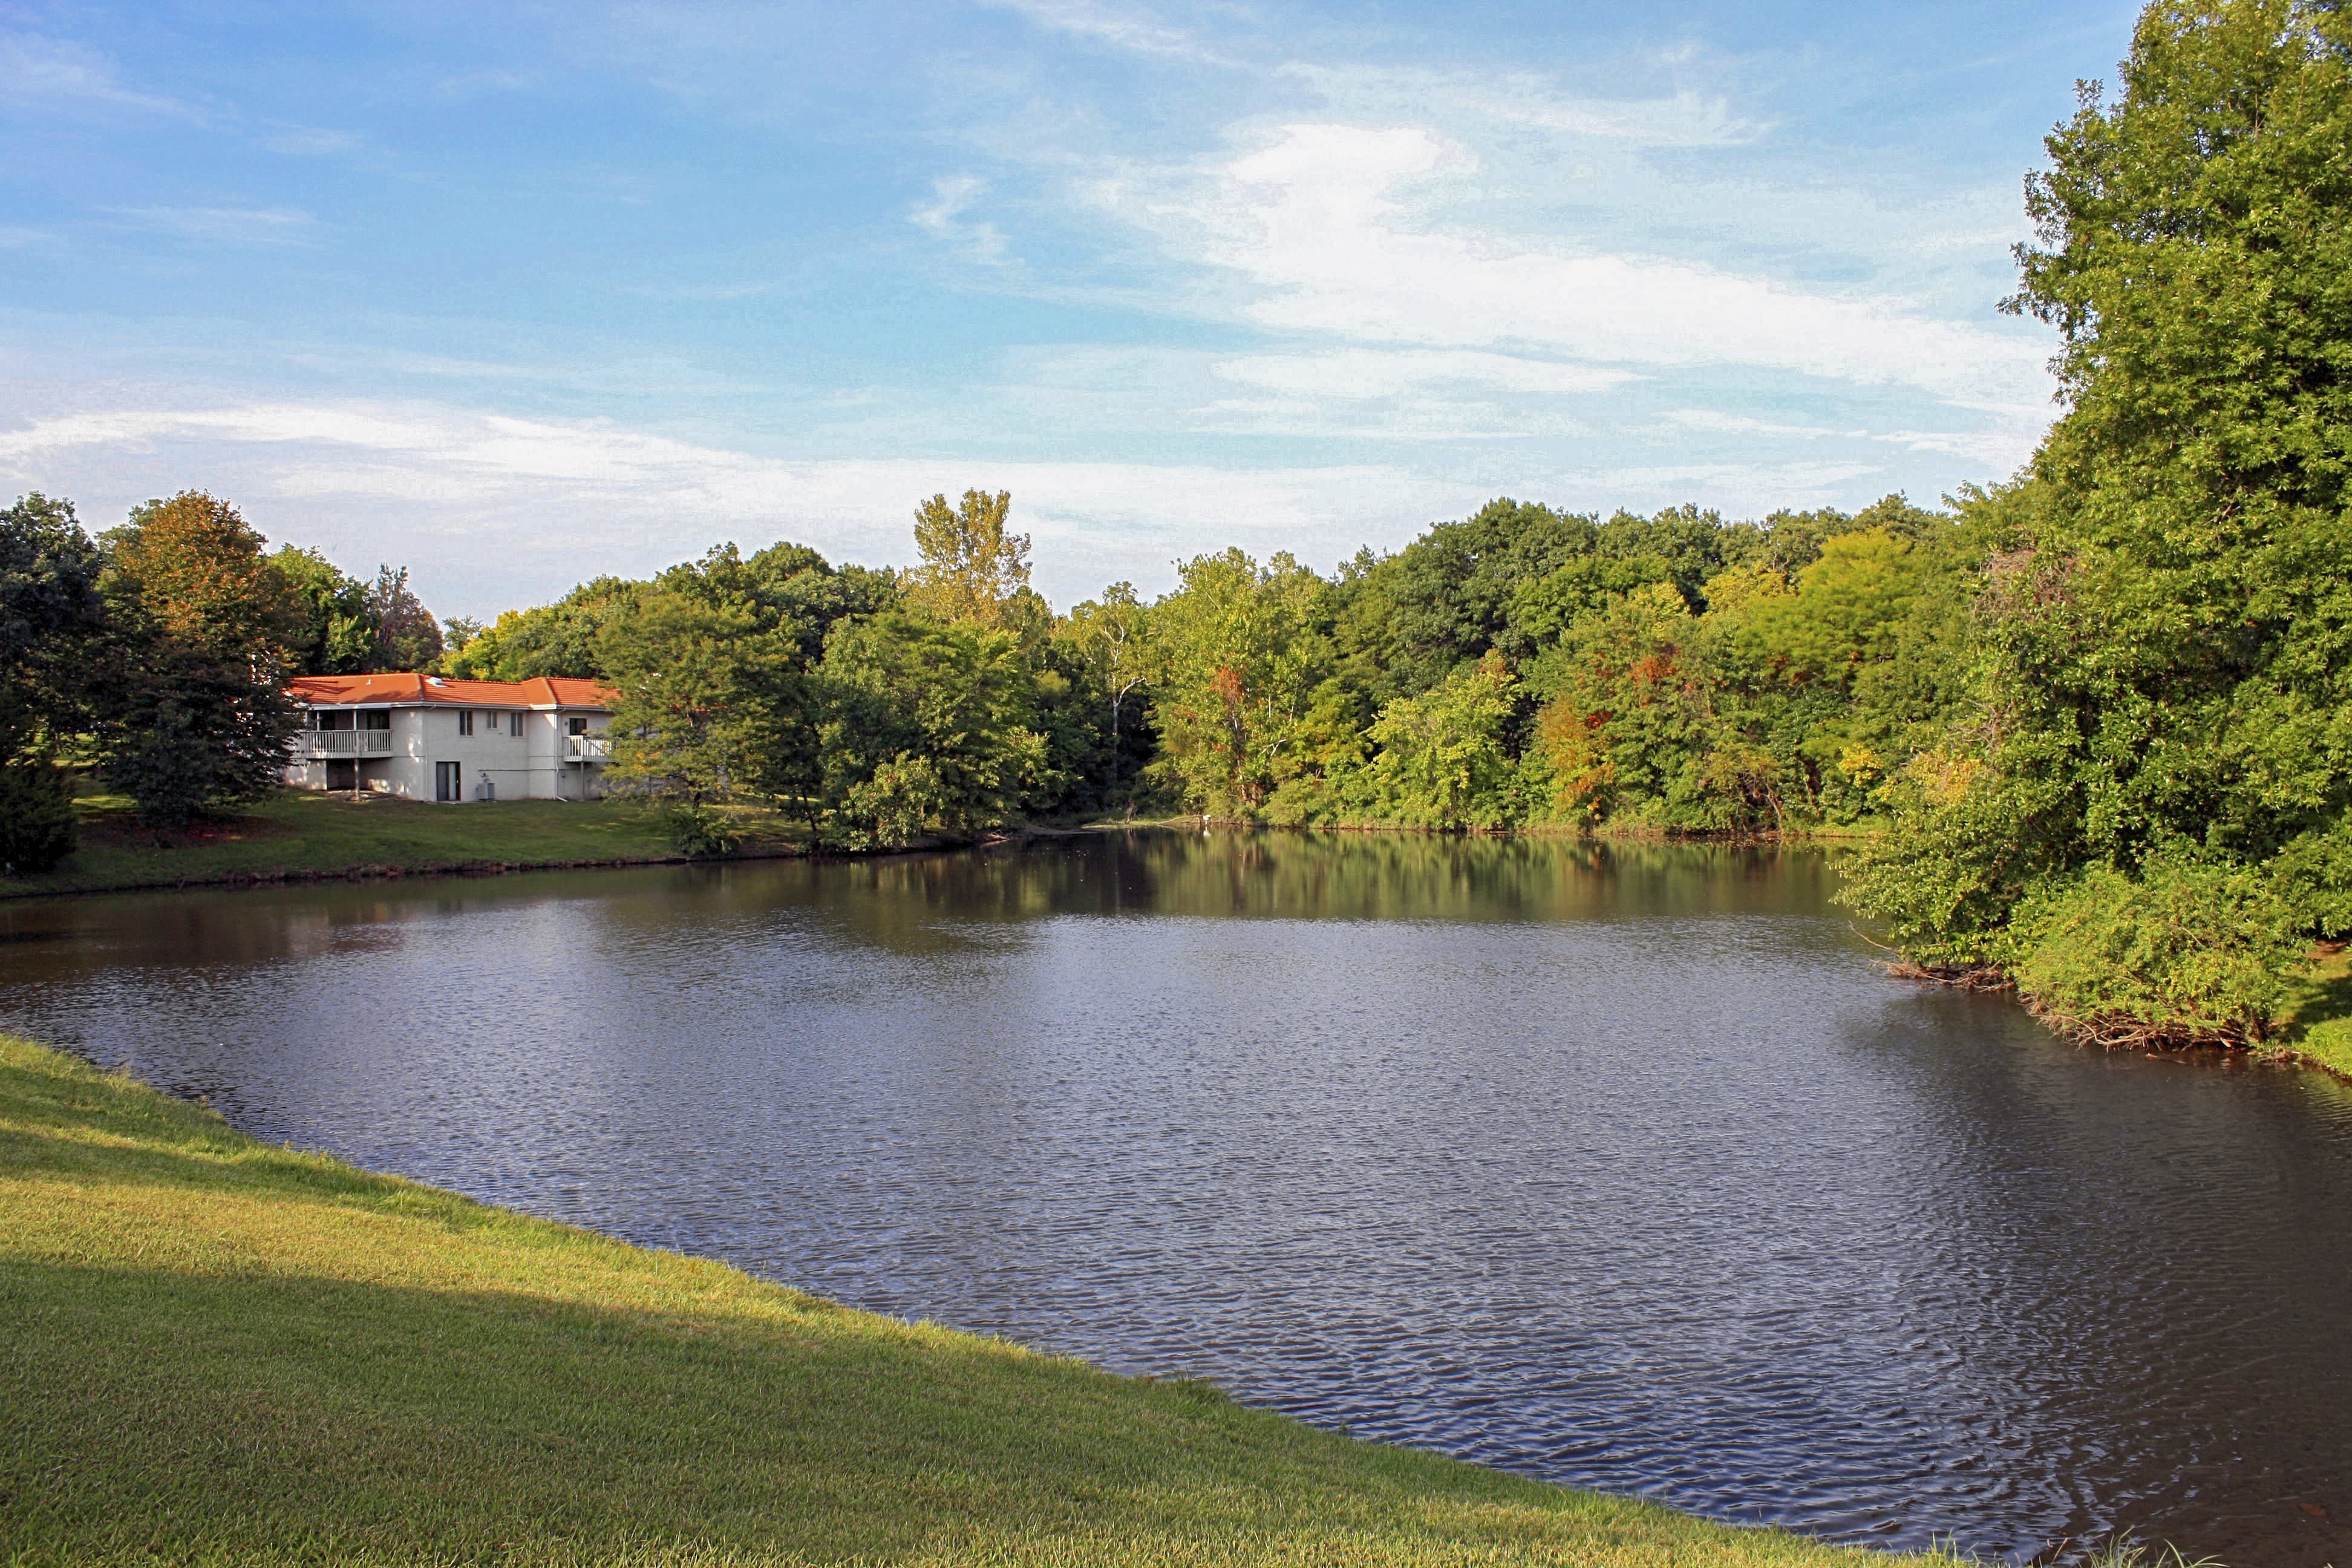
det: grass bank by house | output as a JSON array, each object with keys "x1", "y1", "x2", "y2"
[
  {"x1": 0, "y1": 1033, "x2": 1915, "y2": 1568},
  {"x1": 0, "y1": 789, "x2": 804, "y2": 900}
]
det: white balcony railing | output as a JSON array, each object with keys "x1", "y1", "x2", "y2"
[
  {"x1": 295, "y1": 730, "x2": 394, "y2": 756},
  {"x1": 565, "y1": 734, "x2": 612, "y2": 762}
]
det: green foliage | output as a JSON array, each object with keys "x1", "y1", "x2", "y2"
[
  {"x1": 1054, "y1": 583, "x2": 1154, "y2": 807},
  {"x1": 442, "y1": 577, "x2": 640, "y2": 681},
  {"x1": 903, "y1": 488, "x2": 1040, "y2": 633},
  {"x1": 816, "y1": 612, "x2": 1049, "y2": 849},
  {"x1": 1837, "y1": 741, "x2": 2082, "y2": 973},
  {"x1": 0, "y1": 492, "x2": 106, "y2": 762},
  {"x1": 1355, "y1": 652, "x2": 1523, "y2": 829},
  {"x1": 1146, "y1": 549, "x2": 1333, "y2": 817},
  {"x1": 654, "y1": 801, "x2": 743, "y2": 858},
  {"x1": 368, "y1": 565, "x2": 444, "y2": 671},
  {"x1": 1840, "y1": 0, "x2": 2352, "y2": 1044},
  {"x1": 2010, "y1": 855, "x2": 2301, "y2": 1044},
  {"x1": 269, "y1": 546, "x2": 377, "y2": 674},
  {"x1": 269, "y1": 550, "x2": 445, "y2": 675},
  {"x1": 0, "y1": 760, "x2": 76, "y2": 874}
]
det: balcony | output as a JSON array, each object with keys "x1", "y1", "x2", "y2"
[
  {"x1": 295, "y1": 730, "x2": 394, "y2": 757},
  {"x1": 565, "y1": 734, "x2": 612, "y2": 762}
]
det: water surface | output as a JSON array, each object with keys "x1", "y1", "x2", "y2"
[{"x1": 4, "y1": 834, "x2": 2348, "y2": 1564}]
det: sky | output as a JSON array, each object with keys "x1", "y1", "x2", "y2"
[{"x1": 0, "y1": 0, "x2": 2141, "y2": 618}]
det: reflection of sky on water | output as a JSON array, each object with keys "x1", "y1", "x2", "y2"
[{"x1": 2, "y1": 835, "x2": 2348, "y2": 1566}]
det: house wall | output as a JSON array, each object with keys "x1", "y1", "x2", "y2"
[{"x1": 286, "y1": 705, "x2": 610, "y2": 801}]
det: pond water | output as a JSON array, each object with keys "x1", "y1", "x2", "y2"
[{"x1": 4, "y1": 833, "x2": 2348, "y2": 1566}]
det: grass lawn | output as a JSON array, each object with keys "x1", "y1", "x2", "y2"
[
  {"x1": 0, "y1": 1034, "x2": 1916, "y2": 1568},
  {"x1": 2274, "y1": 942, "x2": 2352, "y2": 1080},
  {"x1": 0, "y1": 788, "x2": 804, "y2": 900}
]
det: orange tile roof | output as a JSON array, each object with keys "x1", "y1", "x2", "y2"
[{"x1": 288, "y1": 673, "x2": 615, "y2": 710}]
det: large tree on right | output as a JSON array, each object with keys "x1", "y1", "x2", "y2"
[{"x1": 1846, "y1": 0, "x2": 2352, "y2": 1044}]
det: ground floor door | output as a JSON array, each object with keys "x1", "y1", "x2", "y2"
[
  {"x1": 325, "y1": 760, "x2": 357, "y2": 792},
  {"x1": 435, "y1": 761, "x2": 461, "y2": 802}
]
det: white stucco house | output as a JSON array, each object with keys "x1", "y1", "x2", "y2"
[{"x1": 284, "y1": 673, "x2": 615, "y2": 802}]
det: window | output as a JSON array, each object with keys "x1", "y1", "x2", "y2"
[
  {"x1": 457, "y1": 710, "x2": 474, "y2": 737},
  {"x1": 567, "y1": 715, "x2": 589, "y2": 736},
  {"x1": 509, "y1": 711, "x2": 523, "y2": 737},
  {"x1": 435, "y1": 761, "x2": 462, "y2": 802},
  {"x1": 359, "y1": 710, "x2": 389, "y2": 731}
]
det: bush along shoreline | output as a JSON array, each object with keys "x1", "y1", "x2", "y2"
[{"x1": 1, "y1": 1031, "x2": 1932, "y2": 1568}]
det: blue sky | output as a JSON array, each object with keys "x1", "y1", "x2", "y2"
[{"x1": 0, "y1": 1, "x2": 2138, "y2": 617}]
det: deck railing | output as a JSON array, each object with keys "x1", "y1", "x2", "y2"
[
  {"x1": 565, "y1": 734, "x2": 612, "y2": 762},
  {"x1": 294, "y1": 730, "x2": 394, "y2": 756}
]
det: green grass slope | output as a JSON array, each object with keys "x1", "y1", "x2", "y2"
[
  {"x1": 2274, "y1": 943, "x2": 2352, "y2": 1080},
  {"x1": 0, "y1": 1034, "x2": 1909, "y2": 1567},
  {"x1": 1, "y1": 789, "x2": 802, "y2": 899}
]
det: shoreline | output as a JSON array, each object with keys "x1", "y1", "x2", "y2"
[
  {"x1": 0, "y1": 1032, "x2": 1913, "y2": 1567},
  {"x1": 13, "y1": 802, "x2": 2344, "y2": 1085},
  {"x1": 3, "y1": 799, "x2": 1857, "y2": 904}
]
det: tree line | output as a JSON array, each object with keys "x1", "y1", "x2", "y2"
[
  {"x1": 0, "y1": 490, "x2": 444, "y2": 864},
  {"x1": 3, "y1": 0, "x2": 2341, "y2": 1050}
]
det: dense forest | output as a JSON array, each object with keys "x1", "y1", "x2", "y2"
[{"x1": 2, "y1": 0, "x2": 2343, "y2": 1048}]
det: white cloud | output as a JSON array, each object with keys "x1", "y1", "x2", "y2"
[
  {"x1": 0, "y1": 399, "x2": 1489, "y2": 613},
  {"x1": 104, "y1": 206, "x2": 321, "y2": 245},
  {"x1": 0, "y1": 33, "x2": 194, "y2": 117},
  {"x1": 1665, "y1": 409, "x2": 1852, "y2": 440},
  {"x1": 983, "y1": 0, "x2": 1238, "y2": 67},
  {"x1": 1214, "y1": 348, "x2": 1637, "y2": 400},
  {"x1": 911, "y1": 175, "x2": 1010, "y2": 265},
  {"x1": 1281, "y1": 64, "x2": 1765, "y2": 149},
  {"x1": 1187, "y1": 348, "x2": 1636, "y2": 440},
  {"x1": 1095, "y1": 122, "x2": 2052, "y2": 410},
  {"x1": 263, "y1": 127, "x2": 365, "y2": 157}
]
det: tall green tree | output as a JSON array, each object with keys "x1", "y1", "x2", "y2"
[
  {"x1": 367, "y1": 566, "x2": 443, "y2": 671},
  {"x1": 443, "y1": 577, "x2": 640, "y2": 681},
  {"x1": 600, "y1": 541, "x2": 886, "y2": 818},
  {"x1": 903, "y1": 489, "x2": 1045, "y2": 635},
  {"x1": 1146, "y1": 549, "x2": 1331, "y2": 817},
  {"x1": 269, "y1": 547, "x2": 377, "y2": 675},
  {"x1": 1055, "y1": 584, "x2": 1154, "y2": 805},
  {"x1": 0, "y1": 494, "x2": 106, "y2": 871},
  {"x1": 816, "y1": 612, "x2": 1048, "y2": 848},
  {"x1": 1845, "y1": 0, "x2": 2352, "y2": 1041}
]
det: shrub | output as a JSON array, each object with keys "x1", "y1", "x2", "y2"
[
  {"x1": 655, "y1": 802, "x2": 740, "y2": 859},
  {"x1": 2010, "y1": 857, "x2": 2301, "y2": 1047}
]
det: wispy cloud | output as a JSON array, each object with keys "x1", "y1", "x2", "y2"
[
  {"x1": 0, "y1": 33, "x2": 197, "y2": 117},
  {"x1": 262, "y1": 127, "x2": 364, "y2": 157},
  {"x1": 1215, "y1": 348, "x2": 1638, "y2": 400},
  {"x1": 1665, "y1": 409, "x2": 1853, "y2": 439},
  {"x1": 911, "y1": 175, "x2": 1010, "y2": 264},
  {"x1": 1091, "y1": 121, "x2": 2051, "y2": 409},
  {"x1": 1282, "y1": 64, "x2": 1766, "y2": 149},
  {"x1": 103, "y1": 205, "x2": 321, "y2": 246},
  {"x1": 984, "y1": 0, "x2": 1240, "y2": 68}
]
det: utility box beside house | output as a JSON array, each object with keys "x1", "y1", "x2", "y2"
[{"x1": 284, "y1": 674, "x2": 615, "y2": 802}]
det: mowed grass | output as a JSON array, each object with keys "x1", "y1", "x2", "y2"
[
  {"x1": 0, "y1": 1035, "x2": 1913, "y2": 1568},
  {"x1": 0, "y1": 788, "x2": 803, "y2": 898},
  {"x1": 2276, "y1": 944, "x2": 2352, "y2": 1080}
]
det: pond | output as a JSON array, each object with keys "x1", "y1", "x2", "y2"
[{"x1": 4, "y1": 832, "x2": 2348, "y2": 1565}]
